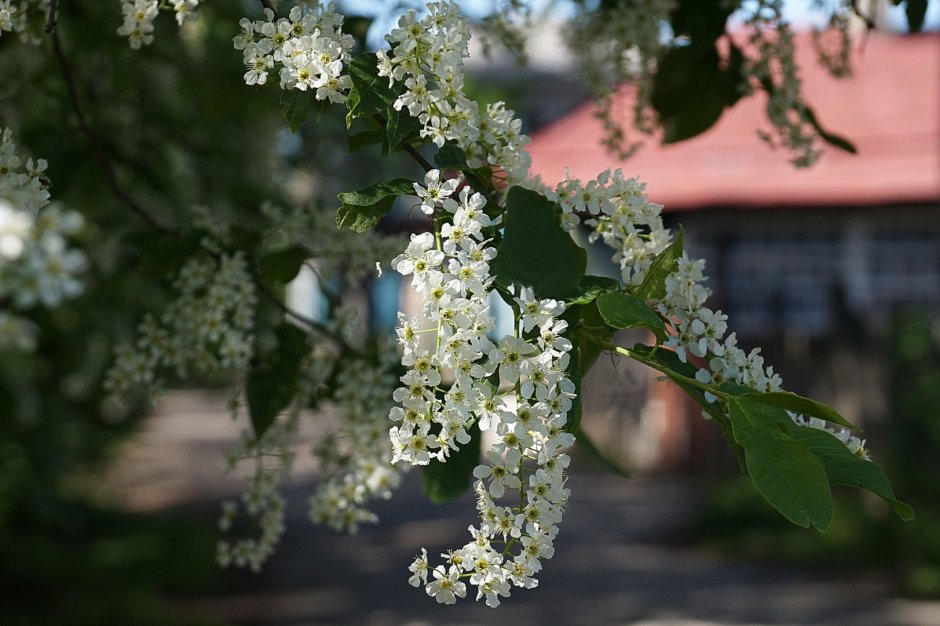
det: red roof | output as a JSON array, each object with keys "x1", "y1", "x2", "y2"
[{"x1": 527, "y1": 33, "x2": 940, "y2": 210}]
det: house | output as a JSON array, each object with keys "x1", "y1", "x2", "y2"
[{"x1": 526, "y1": 32, "x2": 940, "y2": 472}]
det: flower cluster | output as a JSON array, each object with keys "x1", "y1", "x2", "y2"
[
  {"x1": 117, "y1": 0, "x2": 200, "y2": 50},
  {"x1": 564, "y1": 0, "x2": 675, "y2": 159},
  {"x1": 261, "y1": 202, "x2": 405, "y2": 285},
  {"x1": 389, "y1": 170, "x2": 500, "y2": 466},
  {"x1": 233, "y1": 3, "x2": 354, "y2": 99},
  {"x1": 666, "y1": 254, "x2": 868, "y2": 458},
  {"x1": 812, "y1": 8, "x2": 853, "y2": 79},
  {"x1": 309, "y1": 346, "x2": 406, "y2": 533},
  {"x1": 559, "y1": 0, "x2": 862, "y2": 166},
  {"x1": 379, "y1": 0, "x2": 531, "y2": 184},
  {"x1": 555, "y1": 168, "x2": 670, "y2": 285},
  {"x1": 744, "y1": 0, "x2": 824, "y2": 167},
  {"x1": 390, "y1": 169, "x2": 577, "y2": 605},
  {"x1": 0, "y1": 127, "x2": 86, "y2": 351},
  {"x1": 103, "y1": 250, "x2": 256, "y2": 401},
  {"x1": 217, "y1": 392, "x2": 298, "y2": 573},
  {"x1": 405, "y1": 289, "x2": 577, "y2": 606},
  {"x1": 0, "y1": 0, "x2": 48, "y2": 44},
  {"x1": 569, "y1": 166, "x2": 869, "y2": 458}
]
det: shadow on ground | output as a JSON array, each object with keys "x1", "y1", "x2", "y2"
[{"x1": 110, "y1": 392, "x2": 940, "y2": 626}]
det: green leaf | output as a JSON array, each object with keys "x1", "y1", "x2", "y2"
[
  {"x1": 434, "y1": 142, "x2": 469, "y2": 171},
  {"x1": 259, "y1": 246, "x2": 309, "y2": 284},
  {"x1": 337, "y1": 178, "x2": 415, "y2": 207},
  {"x1": 653, "y1": 44, "x2": 728, "y2": 143},
  {"x1": 421, "y1": 426, "x2": 482, "y2": 503},
  {"x1": 347, "y1": 128, "x2": 384, "y2": 153},
  {"x1": 669, "y1": 0, "x2": 735, "y2": 42},
  {"x1": 568, "y1": 275, "x2": 619, "y2": 305},
  {"x1": 336, "y1": 200, "x2": 396, "y2": 233},
  {"x1": 634, "y1": 226, "x2": 684, "y2": 302},
  {"x1": 246, "y1": 323, "x2": 309, "y2": 438},
  {"x1": 596, "y1": 291, "x2": 667, "y2": 342},
  {"x1": 787, "y1": 425, "x2": 914, "y2": 520},
  {"x1": 432, "y1": 142, "x2": 492, "y2": 196},
  {"x1": 346, "y1": 52, "x2": 399, "y2": 125},
  {"x1": 336, "y1": 178, "x2": 415, "y2": 232},
  {"x1": 629, "y1": 343, "x2": 745, "y2": 470},
  {"x1": 492, "y1": 187, "x2": 586, "y2": 299},
  {"x1": 741, "y1": 391, "x2": 861, "y2": 431},
  {"x1": 571, "y1": 301, "x2": 614, "y2": 379},
  {"x1": 905, "y1": 0, "x2": 928, "y2": 32},
  {"x1": 575, "y1": 426, "x2": 630, "y2": 479},
  {"x1": 383, "y1": 105, "x2": 421, "y2": 155},
  {"x1": 279, "y1": 89, "x2": 323, "y2": 134},
  {"x1": 729, "y1": 396, "x2": 833, "y2": 530},
  {"x1": 801, "y1": 105, "x2": 858, "y2": 155}
]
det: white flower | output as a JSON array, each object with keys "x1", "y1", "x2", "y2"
[
  {"x1": 426, "y1": 565, "x2": 467, "y2": 604},
  {"x1": 488, "y1": 335, "x2": 536, "y2": 384},
  {"x1": 472, "y1": 449, "x2": 522, "y2": 499},
  {"x1": 408, "y1": 548, "x2": 430, "y2": 587},
  {"x1": 413, "y1": 169, "x2": 459, "y2": 215}
]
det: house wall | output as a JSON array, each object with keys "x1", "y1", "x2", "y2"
[{"x1": 578, "y1": 202, "x2": 940, "y2": 474}]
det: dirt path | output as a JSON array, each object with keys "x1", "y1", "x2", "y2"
[{"x1": 107, "y1": 391, "x2": 940, "y2": 626}]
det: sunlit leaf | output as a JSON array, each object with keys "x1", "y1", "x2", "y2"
[
  {"x1": 596, "y1": 290, "x2": 667, "y2": 342},
  {"x1": 729, "y1": 396, "x2": 833, "y2": 530},
  {"x1": 492, "y1": 187, "x2": 586, "y2": 299}
]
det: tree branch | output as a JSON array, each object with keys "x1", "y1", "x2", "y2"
[
  {"x1": 45, "y1": 0, "x2": 58, "y2": 33},
  {"x1": 47, "y1": 22, "x2": 348, "y2": 349},
  {"x1": 49, "y1": 29, "x2": 175, "y2": 233},
  {"x1": 259, "y1": 0, "x2": 279, "y2": 18},
  {"x1": 372, "y1": 113, "x2": 434, "y2": 173},
  {"x1": 850, "y1": 0, "x2": 876, "y2": 31},
  {"x1": 252, "y1": 272, "x2": 349, "y2": 348}
]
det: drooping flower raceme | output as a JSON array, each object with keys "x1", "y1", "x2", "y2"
[
  {"x1": 373, "y1": 2, "x2": 581, "y2": 606},
  {"x1": 308, "y1": 342, "x2": 407, "y2": 534},
  {"x1": 0, "y1": 127, "x2": 87, "y2": 352},
  {"x1": 116, "y1": 0, "x2": 200, "y2": 49},
  {"x1": 391, "y1": 169, "x2": 577, "y2": 606},
  {"x1": 379, "y1": 1, "x2": 531, "y2": 184},
  {"x1": 213, "y1": 203, "x2": 409, "y2": 568},
  {"x1": 744, "y1": 0, "x2": 825, "y2": 168},
  {"x1": 217, "y1": 394, "x2": 294, "y2": 573},
  {"x1": 103, "y1": 248, "x2": 257, "y2": 401},
  {"x1": 389, "y1": 174, "x2": 502, "y2": 468},
  {"x1": 0, "y1": 0, "x2": 50, "y2": 44},
  {"x1": 565, "y1": 0, "x2": 676, "y2": 159},
  {"x1": 561, "y1": 167, "x2": 869, "y2": 458}
]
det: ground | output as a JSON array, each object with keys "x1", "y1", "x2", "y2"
[{"x1": 103, "y1": 390, "x2": 940, "y2": 626}]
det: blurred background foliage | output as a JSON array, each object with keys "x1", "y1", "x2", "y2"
[
  {"x1": 1, "y1": 0, "x2": 937, "y2": 622},
  {"x1": 691, "y1": 311, "x2": 940, "y2": 598},
  {"x1": 0, "y1": 1, "x2": 378, "y2": 621}
]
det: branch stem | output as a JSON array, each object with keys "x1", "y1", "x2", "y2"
[{"x1": 47, "y1": 20, "x2": 346, "y2": 348}]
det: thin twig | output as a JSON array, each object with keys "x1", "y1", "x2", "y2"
[
  {"x1": 48, "y1": 23, "x2": 346, "y2": 347},
  {"x1": 259, "y1": 0, "x2": 279, "y2": 18},
  {"x1": 253, "y1": 274, "x2": 348, "y2": 347},
  {"x1": 850, "y1": 0, "x2": 876, "y2": 31},
  {"x1": 49, "y1": 29, "x2": 175, "y2": 233},
  {"x1": 401, "y1": 141, "x2": 434, "y2": 173},
  {"x1": 371, "y1": 114, "x2": 434, "y2": 173},
  {"x1": 45, "y1": 0, "x2": 58, "y2": 33}
]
